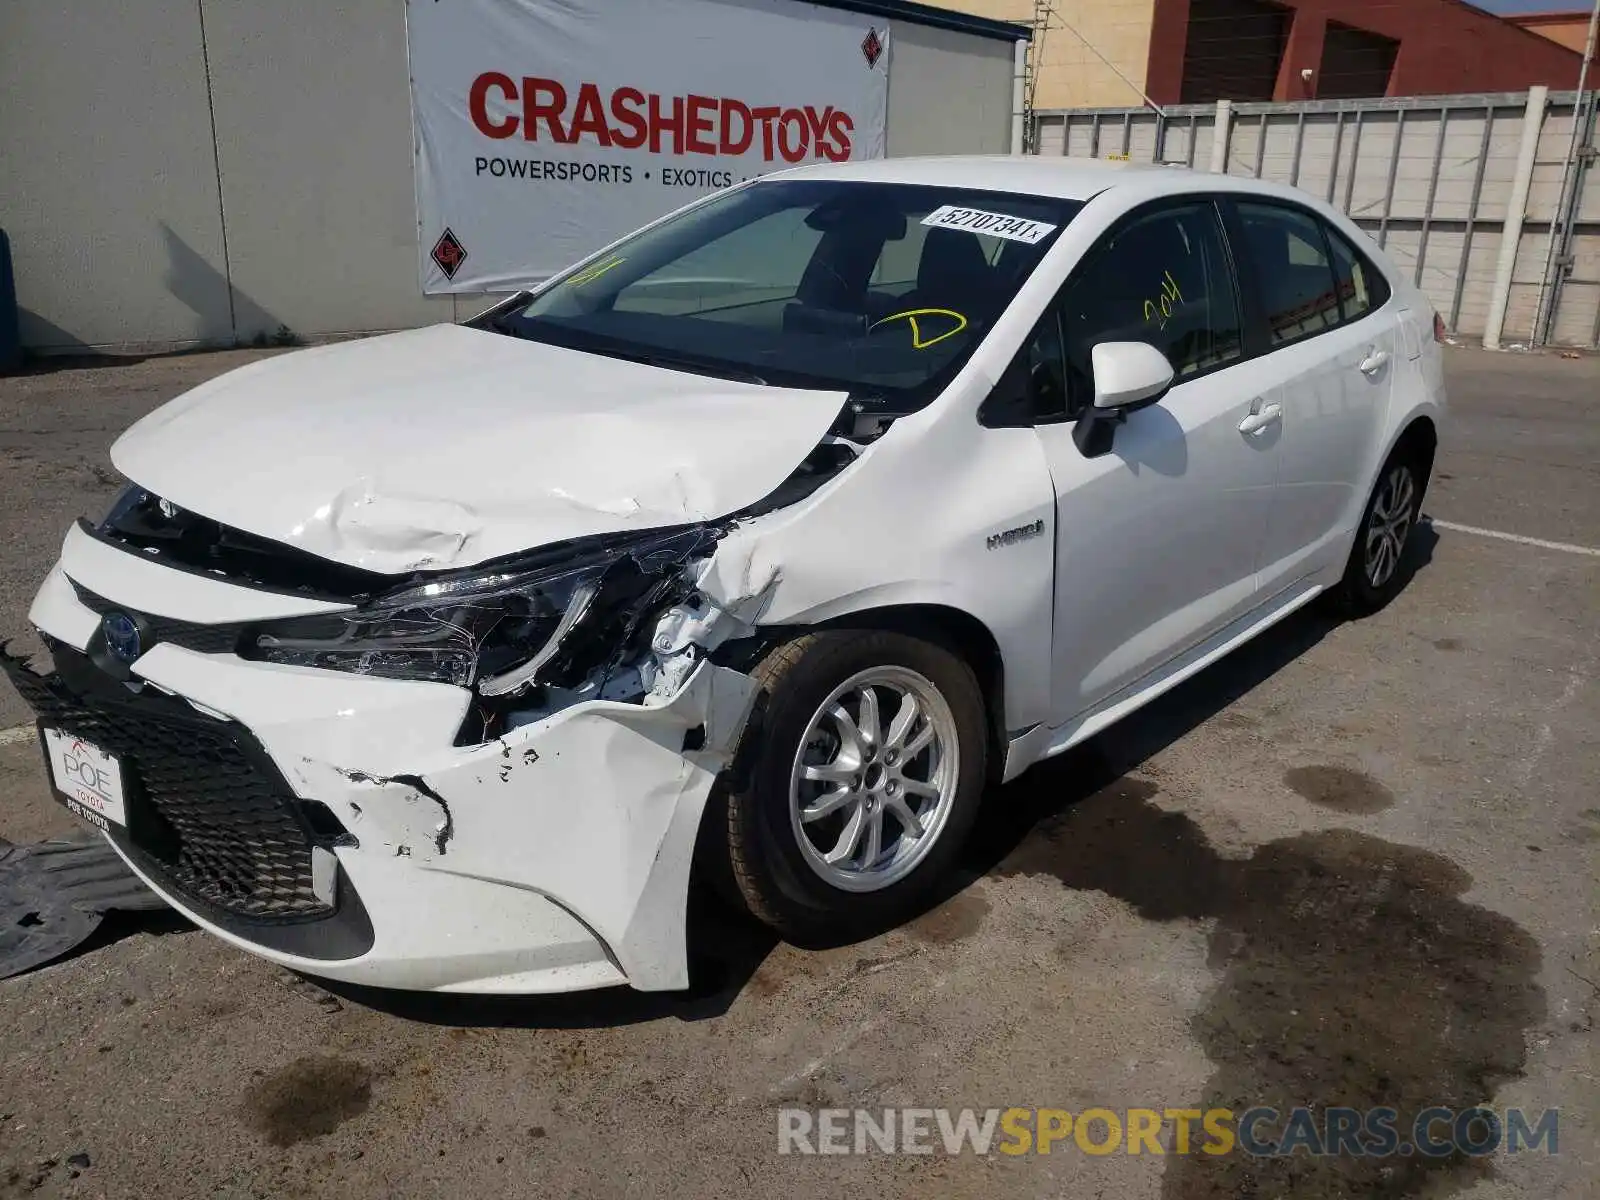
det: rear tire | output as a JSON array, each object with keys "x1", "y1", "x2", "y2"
[
  {"x1": 1329, "y1": 446, "x2": 1426, "y2": 617},
  {"x1": 720, "y1": 629, "x2": 988, "y2": 941}
]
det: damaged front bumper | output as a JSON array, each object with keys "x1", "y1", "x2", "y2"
[{"x1": 7, "y1": 530, "x2": 759, "y2": 994}]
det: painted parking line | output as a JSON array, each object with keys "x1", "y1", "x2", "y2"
[
  {"x1": 0, "y1": 725, "x2": 35, "y2": 748},
  {"x1": 1429, "y1": 519, "x2": 1600, "y2": 559}
]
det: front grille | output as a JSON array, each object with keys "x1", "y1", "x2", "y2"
[
  {"x1": 4, "y1": 651, "x2": 333, "y2": 922},
  {"x1": 71, "y1": 585, "x2": 246, "y2": 655}
]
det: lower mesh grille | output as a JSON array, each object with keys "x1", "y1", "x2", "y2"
[{"x1": 4, "y1": 652, "x2": 333, "y2": 921}]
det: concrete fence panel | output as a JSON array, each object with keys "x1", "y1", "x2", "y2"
[{"x1": 1033, "y1": 90, "x2": 1600, "y2": 349}]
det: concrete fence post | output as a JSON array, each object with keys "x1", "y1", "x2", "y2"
[
  {"x1": 1484, "y1": 85, "x2": 1548, "y2": 350},
  {"x1": 1210, "y1": 99, "x2": 1233, "y2": 173},
  {"x1": 1011, "y1": 38, "x2": 1028, "y2": 155}
]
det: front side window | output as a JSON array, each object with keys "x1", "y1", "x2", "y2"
[
  {"x1": 1236, "y1": 201, "x2": 1343, "y2": 345},
  {"x1": 489, "y1": 180, "x2": 1082, "y2": 412},
  {"x1": 1049, "y1": 201, "x2": 1244, "y2": 416},
  {"x1": 1021, "y1": 308, "x2": 1070, "y2": 422}
]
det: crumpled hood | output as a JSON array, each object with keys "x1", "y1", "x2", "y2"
[{"x1": 111, "y1": 324, "x2": 849, "y2": 573}]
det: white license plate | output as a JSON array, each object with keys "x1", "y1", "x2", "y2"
[{"x1": 42, "y1": 728, "x2": 128, "y2": 830}]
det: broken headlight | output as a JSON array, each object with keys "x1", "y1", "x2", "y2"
[{"x1": 243, "y1": 527, "x2": 715, "y2": 690}]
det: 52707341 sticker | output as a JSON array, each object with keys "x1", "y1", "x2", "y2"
[{"x1": 920, "y1": 205, "x2": 1057, "y2": 245}]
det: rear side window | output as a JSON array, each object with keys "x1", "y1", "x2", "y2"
[
  {"x1": 1235, "y1": 202, "x2": 1342, "y2": 345},
  {"x1": 1326, "y1": 225, "x2": 1390, "y2": 323}
]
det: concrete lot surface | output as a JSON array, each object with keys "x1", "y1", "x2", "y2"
[{"x1": 0, "y1": 346, "x2": 1595, "y2": 1198}]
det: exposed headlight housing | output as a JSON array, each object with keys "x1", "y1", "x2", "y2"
[{"x1": 243, "y1": 526, "x2": 717, "y2": 691}]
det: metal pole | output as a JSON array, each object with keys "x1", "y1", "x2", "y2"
[
  {"x1": 1379, "y1": 108, "x2": 1406, "y2": 248},
  {"x1": 1053, "y1": 11, "x2": 1167, "y2": 116},
  {"x1": 1254, "y1": 111, "x2": 1268, "y2": 178},
  {"x1": 1154, "y1": 113, "x2": 1167, "y2": 163},
  {"x1": 1532, "y1": 0, "x2": 1599, "y2": 345},
  {"x1": 1561, "y1": 98, "x2": 1600, "y2": 345},
  {"x1": 1090, "y1": 113, "x2": 1101, "y2": 158},
  {"x1": 1485, "y1": 86, "x2": 1550, "y2": 351},
  {"x1": 1122, "y1": 111, "x2": 1133, "y2": 157},
  {"x1": 1186, "y1": 113, "x2": 1197, "y2": 166},
  {"x1": 1451, "y1": 105, "x2": 1495, "y2": 332},
  {"x1": 1415, "y1": 107, "x2": 1449, "y2": 288},
  {"x1": 1592, "y1": 274, "x2": 1600, "y2": 349},
  {"x1": 1060, "y1": 114, "x2": 1071, "y2": 155}
]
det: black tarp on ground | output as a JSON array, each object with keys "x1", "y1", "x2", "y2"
[{"x1": 0, "y1": 838, "x2": 169, "y2": 979}]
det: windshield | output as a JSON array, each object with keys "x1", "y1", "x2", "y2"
[{"x1": 487, "y1": 179, "x2": 1082, "y2": 409}]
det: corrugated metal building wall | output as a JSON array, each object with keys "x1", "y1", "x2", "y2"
[{"x1": 0, "y1": 0, "x2": 1024, "y2": 354}]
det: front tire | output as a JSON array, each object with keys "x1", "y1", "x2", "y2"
[
  {"x1": 1329, "y1": 448, "x2": 1425, "y2": 616},
  {"x1": 721, "y1": 629, "x2": 988, "y2": 940}
]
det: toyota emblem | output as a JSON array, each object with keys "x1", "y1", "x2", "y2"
[{"x1": 102, "y1": 611, "x2": 142, "y2": 663}]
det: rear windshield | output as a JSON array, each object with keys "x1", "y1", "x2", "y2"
[{"x1": 485, "y1": 179, "x2": 1082, "y2": 410}]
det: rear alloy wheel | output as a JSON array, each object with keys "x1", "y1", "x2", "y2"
[
  {"x1": 721, "y1": 630, "x2": 987, "y2": 939},
  {"x1": 1364, "y1": 464, "x2": 1416, "y2": 590},
  {"x1": 1331, "y1": 451, "x2": 1424, "y2": 616}
]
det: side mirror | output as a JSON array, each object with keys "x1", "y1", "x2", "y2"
[
  {"x1": 1091, "y1": 341, "x2": 1175, "y2": 410},
  {"x1": 1073, "y1": 341, "x2": 1175, "y2": 458}
]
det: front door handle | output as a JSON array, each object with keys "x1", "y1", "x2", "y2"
[
  {"x1": 1359, "y1": 348, "x2": 1390, "y2": 375},
  {"x1": 1238, "y1": 402, "x2": 1283, "y2": 436}
]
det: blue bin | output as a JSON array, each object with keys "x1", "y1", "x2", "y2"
[{"x1": 0, "y1": 229, "x2": 19, "y2": 374}]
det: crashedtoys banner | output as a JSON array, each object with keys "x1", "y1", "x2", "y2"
[{"x1": 407, "y1": 0, "x2": 892, "y2": 293}]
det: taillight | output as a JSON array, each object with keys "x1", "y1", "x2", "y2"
[{"x1": 1433, "y1": 312, "x2": 1447, "y2": 344}]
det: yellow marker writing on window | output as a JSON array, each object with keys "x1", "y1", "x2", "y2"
[
  {"x1": 567, "y1": 256, "x2": 626, "y2": 287},
  {"x1": 1142, "y1": 270, "x2": 1183, "y2": 328},
  {"x1": 869, "y1": 308, "x2": 970, "y2": 350}
]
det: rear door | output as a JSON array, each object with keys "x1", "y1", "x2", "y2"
[{"x1": 1228, "y1": 200, "x2": 1397, "y2": 592}]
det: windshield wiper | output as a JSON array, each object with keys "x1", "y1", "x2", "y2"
[
  {"x1": 482, "y1": 317, "x2": 768, "y2": 385},
  {"x1": 602, "y1": 348, "x2": 768, "y2": 386}
]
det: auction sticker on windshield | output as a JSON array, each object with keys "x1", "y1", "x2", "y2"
[
  {"x1": 921, "y1": 206, "x2": 1057, "y2": 244},
  {"x1": 42, "y1": 729, "x2": 127, "y2": 830}
]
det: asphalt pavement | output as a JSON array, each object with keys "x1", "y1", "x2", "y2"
[{"x1": 0, "y1": 345, "x2": 1595, "y2": 1198}]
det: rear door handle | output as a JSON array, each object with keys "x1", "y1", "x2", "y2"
[
  {"x1": 1238, "y1": 402, "x2": 1283, "y2": 436},
  {"x1": 1359, "y1": 348, "x2": 1390, "y2": 375}
]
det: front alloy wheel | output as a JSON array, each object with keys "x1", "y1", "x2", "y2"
[
  {"x1": 790, "y1": 666, "x2": 960, "y2": 893},
  {"x1": 720, "y1": 630, "x2": 988, "y2": 938}
]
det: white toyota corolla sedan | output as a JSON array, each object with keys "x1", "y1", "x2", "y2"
[{"x1": 4, "y1": 157, "x2": 1444, "y2": 993}]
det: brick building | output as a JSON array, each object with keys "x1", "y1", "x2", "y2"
[
  {"x1": 1505, "y1": 9, "x2": 1595, "y2": 53},
  {"x1": 936, "y1": 0, "x2": 1585, "y2": 109}
]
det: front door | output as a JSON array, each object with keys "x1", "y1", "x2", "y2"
[{"x1": 1023, "y1": 199, "x2": 1281, "y2": 723}]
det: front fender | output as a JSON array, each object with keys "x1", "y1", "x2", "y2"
[{"x1": 695, "y1": 415, "x2": 1059, "y2": 733}]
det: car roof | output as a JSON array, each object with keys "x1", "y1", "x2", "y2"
[{"x1": 769, "y1": 155, "x2": 1206, "y2": 202}]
